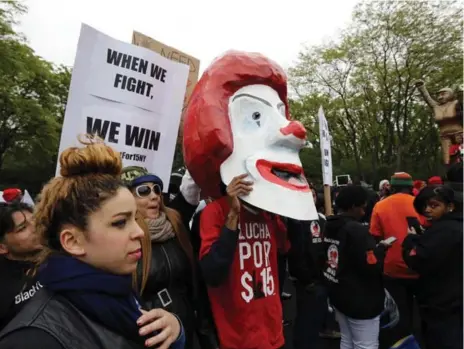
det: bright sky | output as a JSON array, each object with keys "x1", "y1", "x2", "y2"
[{"x1": 18, "y1": 0, "x2": 358, "y2": 73}]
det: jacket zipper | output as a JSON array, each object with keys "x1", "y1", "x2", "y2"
[{"x1": 160, "y1": 244, "x2": 172, "y2": 289}]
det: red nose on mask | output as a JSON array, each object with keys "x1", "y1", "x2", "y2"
[{"x1": 280, "y1": 121, "x2": 307, "y2": 140}]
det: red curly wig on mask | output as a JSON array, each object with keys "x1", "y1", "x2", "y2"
[{"x1": 183, "y1": 50, "x2": 289, "y2": 198}]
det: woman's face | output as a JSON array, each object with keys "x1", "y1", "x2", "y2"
[
  {"x1": 455, "y1": 133, "x2": 463, "y2": 144},
  {"x1": 424, "y1": 198, "x2": 454, "y2": 221},
  {"x1": 77, "y1": 187, "x2": 144, "y2": 275},
  {"x1": 0, "y1": 210, "x2": 42, "y2": 259},
  {"x1": 132, "y1": 182, "x2": 162, "y2": 219}
]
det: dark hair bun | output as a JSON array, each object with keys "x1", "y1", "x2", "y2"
[{"x1": 59, "y1": 134, "x2": 122, "y2": 177}]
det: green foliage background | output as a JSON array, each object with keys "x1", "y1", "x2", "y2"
[
  {"x1": 0, "y1": 3, "x2": 70, "y2": 194},
  {"x1": 0, "y1": 1, "x2": 462, "y2": 194},
  {"x1": 289, "y1": 0, "x2": 463, "y2": 186}
]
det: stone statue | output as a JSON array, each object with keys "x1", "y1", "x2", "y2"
[{"x1": 415, "y1": 80, "x2": 463, "y2": 165}]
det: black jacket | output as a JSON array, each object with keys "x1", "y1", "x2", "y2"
[
  {"x1": 0, "y1": 289, "x2": 143, "y2": 349},
  {"x1": 138, "y1": 192, "x2": 197, "y2": 348},
  {"x1": 189, "y1": 206, "x2": 220, "y2": 349},
  {"x1": 323, "y1": 215, "x2": 386, "y2": 319},
  {"x1": 0, "y1": 257, "x2": 40, "y2": 330},
  {"x1": 403, "y1": 211, "x2": 463, "y2": 315},
  {"x1": 287, "y1": 214, "x2": 327, "y2": 287}
]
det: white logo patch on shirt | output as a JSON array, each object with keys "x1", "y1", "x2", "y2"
[{"x1": 14, "y1": 281, "x2": 43, "y2": 305}]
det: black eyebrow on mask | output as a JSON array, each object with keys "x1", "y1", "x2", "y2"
[{"x1": 232, "y1": 93, "x2": 272, "y2": 107}]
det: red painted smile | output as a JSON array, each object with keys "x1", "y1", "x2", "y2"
[{"x1": 256, "y1": 160, "x2": 310, "y2": 192}]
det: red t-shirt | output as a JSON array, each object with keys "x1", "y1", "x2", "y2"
[
  {"x1": 370, "y1": 193, "x2": 427, "y2": 279},
  {"x1": 200, "y1": 197, "x2": 284, "y2": 349},
  {"x1": 272, "y1": 214, "x2": 290, "y2": 254}
]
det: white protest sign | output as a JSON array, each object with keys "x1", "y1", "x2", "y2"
[
  {"x1": 318, "y1": 106, "x2": 333, "y2": 186},
  {"x1": 56, "y1": 24, "x2": 189, "y2": 191}
]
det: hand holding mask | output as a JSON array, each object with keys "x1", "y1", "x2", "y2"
[{"x1": 226, "y1": 174, "x2": 253, "y2": 213}]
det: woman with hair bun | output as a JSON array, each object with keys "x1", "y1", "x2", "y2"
[{"x1": 0, "y1": 135, "x2": 185, "y2": 349}]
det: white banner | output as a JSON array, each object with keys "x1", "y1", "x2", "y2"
[
  {"x1": 318, "y1": 106, "x2": 333, "y2": 186},
  {"x1": 56, "y1": 24, "x2": 189, "y2": 191}
]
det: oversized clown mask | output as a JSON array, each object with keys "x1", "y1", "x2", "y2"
[
  {"x1": 183, "y1": 50, "x2": 317, "y2": 221},
  {"x1": 220, "y1": 84, "x2": 316, "y2": 220}
]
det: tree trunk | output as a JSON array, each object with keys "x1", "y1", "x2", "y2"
[
  {"x1": 395, "y1": 144, "x2": 403, "y2": 170},
  {"x1": 351, "y1": 139, "x2": 363, "y2": 178},
  {"x1": 0, "y1": 155, "x2": 4, "y2": 179},
  {"x1": 371, "y1": 135, "x2": 379, "y2": 183}
]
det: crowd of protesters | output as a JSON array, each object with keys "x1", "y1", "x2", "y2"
[{"x1": 0, "y1": 136, "x2": 462, "y2": 349}]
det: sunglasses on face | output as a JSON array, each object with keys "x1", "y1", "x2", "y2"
[{"x1": 135, "y1": 184, "x2": 161, "y2": 198}]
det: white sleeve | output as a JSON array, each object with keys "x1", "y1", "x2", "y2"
[{"x1": 179, "y1": 170, "x2": 201, "y2": 206}]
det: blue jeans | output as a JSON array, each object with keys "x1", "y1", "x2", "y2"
[{"x1": 293, "y1": 282, "x2": 328, "y2": 349}]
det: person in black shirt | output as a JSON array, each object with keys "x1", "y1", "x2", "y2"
[
  {"x1": 287, "y1": 210, "x2": 328, "y2": 349},
  {"x1": 349, "y1": 178, "x2": 379, "y2": 226},
  {"x1": 0, "y1": 202, "x2": 42, "y2": 330},
  {"x1": 0, "y1": 137, "x2": 185, "y2": 349},
  {"x1": 323, "y1": 186, "x2": 390, "y2": 349},
  {"x1": 403, "y1": 185, "x2": 463, "y2": 349},
  {"x1": 188, "y1": 201, "x2": 220, "y2": 349}
]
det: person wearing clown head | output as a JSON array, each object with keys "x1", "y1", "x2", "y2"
[{"x1": 183, "y1": 51, "x2": 318, "y2": 349}]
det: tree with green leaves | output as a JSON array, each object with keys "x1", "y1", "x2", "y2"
[
  {"x1": 289, "y1": 0, "x2": 463, "y2": 185},
  {"x1": 0, "y1": 3, "x2": 70, "y2": 194}
]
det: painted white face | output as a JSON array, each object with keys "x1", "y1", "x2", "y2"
[{"x1": 220, "y1": 84, "x2": 318, "y2": 220}]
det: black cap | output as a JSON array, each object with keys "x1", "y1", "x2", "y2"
[{"x1": 413, "y1": 185, "x2": 456, "y2": 215}]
